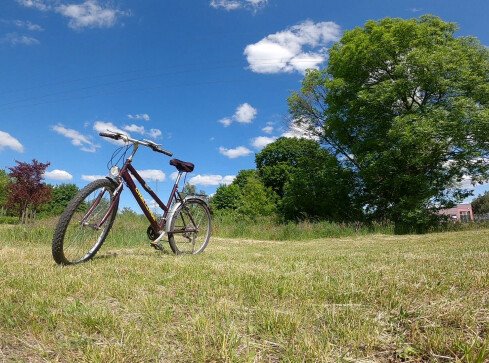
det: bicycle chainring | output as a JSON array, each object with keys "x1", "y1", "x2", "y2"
[{"x1": 147, "y1": 226, "x2": 161, "y2": 241}]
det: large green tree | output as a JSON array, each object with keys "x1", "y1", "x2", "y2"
[
  {"x1": 471, "y1": 191, "x2": 489, "y2": 215},
  {"x1": 40, "y1": 183, "x2": 79, "y2": 216},
  {"x1": 256, "y1": 137, "x2": 359, "y2": 221},
  {"x1": 288, "y1": 15, "x2": 489, "y2": 232}
]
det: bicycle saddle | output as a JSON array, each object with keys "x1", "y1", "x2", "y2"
[{"x1": 170, "y1": 158, "x2": 194, "y2": 173}]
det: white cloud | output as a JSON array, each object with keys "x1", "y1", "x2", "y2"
[
  {"x1": 127, "y1": 113, "x2": 150, "y2": 121},
  {"x1": 82, "y1": 174, "x2": 106, "y2": 182},
  {"x1": 234, "y1": 103, "x2": 257, "y2": 124},
  {"x1": 16, "y1": 0, "x2": 50, "y2": 11},
  {"x1": 1, "y1": 33, "x2": 40, "y2": 46},
  {"x1": 189, "y1": 174, "x2": 235, "y2": 186},
  {"x1": 122, "y1": 124, "x2": 162, "y2": 139},
  {"x1": 218, "y1": 117, "x2": 232, "y2": 127},
  {"x1": 170, "y1": 171, "x2": 179, "y2": 181},
  {"x1": 148, "y1": 128, "x2": 162, "y2": 139},
  {"x1": 10, "y1": 20, "x2": 44, "y2": 31},
  {"x1": 210, "y1": 0, "x2": 267, "y2": 11},
  {"x1": 281, "y1": 121, "x2": 319, "y2": 140},
  {"x1": 244, "y1": 20, "x2": 341, "y2": 74},
  {"x1": 17, "y1": 0, "x2": 129, "y2": 30},
  {"x1": 44, "y1": 169, "x2": 73, "y2": 181},
  {"x1": 0, "y1": 130, "x2": 24, "y2": 152},
  {"x1": 218, "y1": 103, "x2": 257, "y2": 127},
  {"x1": 251, "y1": 136, "x2": 276, "y2": 150},
  {"x1": 52, "y1": 124, "x2": 99, "y2": 152},
  {"x1": 262, "y1": 125, "x2": 274, "y2": 134},
  {"x1": 93, "y1": 121, "x2": 128, "y2": 145},
  {"x1": 56, "y1": 0, "x2": 128, "y2": 30},
  {"x1": 219, "y1": 146, "x2": 253, "y2": 159},
  {"x1": 138, "y1": 169, "x2": 166, "y2": 182},
  {"x1": 123, "y1": 124, "x2": 145, "y2": 134}
]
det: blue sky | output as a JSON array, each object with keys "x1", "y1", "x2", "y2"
[{"x1": 1, "y1": 0, "x2": 489, "y2": 211}]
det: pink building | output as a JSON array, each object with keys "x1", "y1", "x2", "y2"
[{"x1": 439, "y1": 203, "x2": 474, "y2": 222}]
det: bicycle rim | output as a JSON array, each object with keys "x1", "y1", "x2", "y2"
[{"x1": 169, "y1": 199, "x2": 211, "y2": 254}]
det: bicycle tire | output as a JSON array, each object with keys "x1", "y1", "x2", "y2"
[
  {"x1": 52, "y1": 178, "x2": 118, "y2": 265},
  {"x1": 168, "y1": 198, "x2": 211, "y2": 255}
]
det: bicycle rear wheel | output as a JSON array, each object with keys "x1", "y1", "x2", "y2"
[
  {"x1": 52, "y1": 178, "x2": 118, "y2": 265},
  {"x1": 168, "y1": 198, "x2": 211, "y2": 255}
]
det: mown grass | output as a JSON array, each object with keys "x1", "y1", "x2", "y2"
[{"x1": 0, "y1": 219, "x2": 488, "y2": 362}]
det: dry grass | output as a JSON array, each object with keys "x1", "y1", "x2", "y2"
[{"x1": 0, "y1": 227, "x2": 488, "y2": 361}]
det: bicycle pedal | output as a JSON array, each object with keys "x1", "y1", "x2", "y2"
[{"x1": 150, "y1": 242, "x2": 164, "y2": 251}]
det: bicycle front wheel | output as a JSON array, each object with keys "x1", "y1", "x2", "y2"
[
  {"x1": 168, "y1": 198, "x2": 211, "y2": 255},
  {"x1": 52, "y1": 178, "x2": 118, "y2": 265}
]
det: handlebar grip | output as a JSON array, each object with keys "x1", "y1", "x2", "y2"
[
  {"x1": 99, "y1": 132, "x2": 120, "y2": 140},
  {"x1": 154, "y1": 147, "x2": 173, "y2": 157}
]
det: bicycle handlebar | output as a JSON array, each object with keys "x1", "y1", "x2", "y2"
[{"x1": 99, "y1": 131, "x2": 173, "y2": 157}]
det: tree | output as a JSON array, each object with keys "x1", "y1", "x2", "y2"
[
  {"x1": 255, "y1": 138, "x2": 321, "y2": 199},
  {"x1": 472, "y1": 192, "x2": 489, "y2": 215},
  {"x1": 210, "y1": 183, "x2": 242, "y2": 211},
  {"x1": 237, "y1": 175, "x2": 277, "y2": 217},
  {"x1": 210, "y1": 169, "x2": 256, "y2": 211},
  {"x1": 0, "y1": 169, "x2": 10, "y2": 215},
  {"x1": 7, "y1": 159, "x2": 52, "y2": 223},
  {"x1": 40, "y1": 183, "x2": 79, "y2": 216},
  {"x1": 288, "y1": 15, "x2": 489, "y2": 232},
  {"x1": 280, "y1": 148, "x2": 360, "y2": 222}
]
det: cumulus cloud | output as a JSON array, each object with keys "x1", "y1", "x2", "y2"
[
  {"x1": 123, "y1": 124, "x2": 145, "y2": 134},
  {"x1": 138, "y1": 169, "x2": 166, "y2": 182},
  {"x1": 44, "y1": 169, "x2": 73, "y2": 181},
  {"x1": 82, "y1": 174, "x2": 106, "y2": 182},
  {"x1": 189, "y1": 174, "x2": 235, "y2": 186},
  {"x1": 127, "y1": 113, "x2": 150, "y2": 121},
  {"x1": 122, "y1": 124, "x2": 162, "y2": 139},
  {"x1": 219, "y1": 146, "x2": 252, "y2": 159},
  {"x1": 0, "y1": 130, "x2": 24, "y2": 152},
  {"x1": 1, "y1": 33, "x2": 40, "y2": 46},
  {"x1": 17, "y1": 0, "x2": 129, "y2": 30},
  {"x1": 210, "y1": 0, "x2": 267, "y2": 12},
  {"x1": 52, "y1": 124, "x2": 99, "y2": 152},
  {"x1": 244, "y1": 20, "x2": 341, "y2": 74},
  {"x1": 262, "y1": 125, "x2": 274, "y2": 134},
  {"x1": 218, "y1": 103, "x2": 257, "y2": 127},
  {"x1": 251, "y1": 136, "x2": 276, "y2": 150}
]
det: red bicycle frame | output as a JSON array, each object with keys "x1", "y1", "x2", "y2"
[{"x1": 98, "y1": 156, "x2": 184, "y2": 233}]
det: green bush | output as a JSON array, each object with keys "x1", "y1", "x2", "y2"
[{"x1": 0, "y1": 216, "x2": 18, "y2": 225}]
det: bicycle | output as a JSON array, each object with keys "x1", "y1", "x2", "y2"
[{"x1": 52, "y1": 130, "x2": 211, "y2": 265}]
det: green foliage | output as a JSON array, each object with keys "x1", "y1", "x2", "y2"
[
  {"x1": 210, "y1": 183, "x2": 241, "y2": 211},
  {"x1": 39, "y1": 184, "x2": 79, "y2": 217},
  {"x1": 0, "y1": 216, "x2": 17, "y2": 224},
  {"x1": 0, "y1": 169, "x2": 10, "y2": 209},
  {"x1": 255, "y1": 137, "x2": 321, "y2": 198},
  {"x1": 237, "y1": 175, "x2": 277, "y2": 217},
  {"x1": 210, "y1": 169, "x2": 257, "y2": 212},
  {"x1": 280, "y1": 148, "x2": 360, "y2": 222},
  {"x1": 181, "y1": 183, "x2": 206, "y2": 198},
  {"x1": 288, "y1": 15, "x2": 489, "y2": 232},
  {"x1": 471, "y1": 191, "x2": 489, "y2": 215}
]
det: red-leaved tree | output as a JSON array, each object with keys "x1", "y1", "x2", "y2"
[{"x1": 7, "y1": 159, "x2": 52, "y2": 223}]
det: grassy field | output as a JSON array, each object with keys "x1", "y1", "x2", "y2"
[{"x1": 0, "y1": 223, "x2": 488, "y2": 362}]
